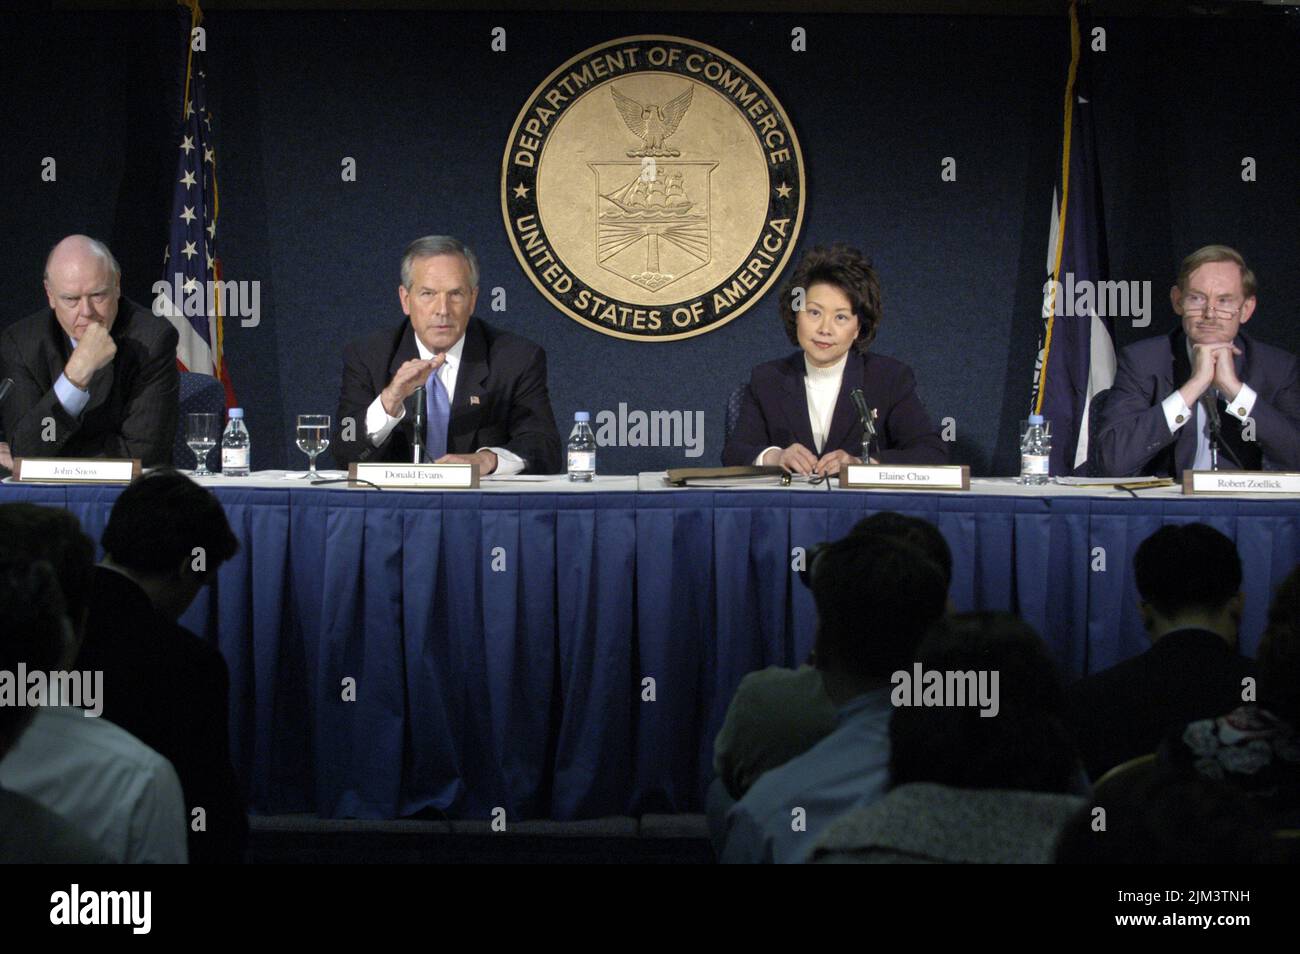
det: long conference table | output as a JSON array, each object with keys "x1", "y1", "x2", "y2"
[{"x1": 2, "y1": 471, "x2": 1298, "y2": 822}]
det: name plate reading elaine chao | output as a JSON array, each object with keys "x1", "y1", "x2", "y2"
[
  {"x1": 840, "y1": 464, "x2": 970, "y2": 491},
  {"x1": 12, "y1": 458, "x2": 140, "y2": 484},
  {"x1": 348, "y1": 462, "x2": 479, "y2": 490},
  {"x1": 1182, "y1": 470, "x2": 1300, "y2": 495}
]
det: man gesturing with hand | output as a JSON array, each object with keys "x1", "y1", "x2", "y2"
[
  {"x1": 1091, "y1": 245, "x2": 1300, "y2": 478},
  {"x1": 334, "y1": 236, "x2": 561, "y2": 474}
]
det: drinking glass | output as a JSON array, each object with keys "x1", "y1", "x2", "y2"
[
  {"x1": 187, "y1": 413, "x2": 219, "y2": 477},
  {"x1": 296, "y1": 414, "x2": 331, "y2": 479}
]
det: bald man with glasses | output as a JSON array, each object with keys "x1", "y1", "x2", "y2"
[{"x1": 1091, "y1": 245, "x2": 1300, "y2": 479}]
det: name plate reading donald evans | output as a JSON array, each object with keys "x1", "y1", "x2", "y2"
[
  {"x1": 840, "y1": 464, "x2": 970, "y2": 491},
  {"x1": 12, "y1": 457, "x2": 140, "y2": 484},
  {"x1": 1182, "y1": 470, "x2": 1300, "y2": 496},
  {"x1": 349, "y1": 462, "x2": 479, "y2": 490}
]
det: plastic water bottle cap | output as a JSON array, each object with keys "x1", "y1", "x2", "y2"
[
  {"x1": 574, "y1": 411, "x2": 590, "y2": 422},
  {"x1": 229, "y1": 408, "x2": 244, "y2": 419},
  {"x1": 1027, "y1": 414, "x2": 1044, "y2": 425}
]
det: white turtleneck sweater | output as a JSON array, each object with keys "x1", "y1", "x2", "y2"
[{"x1": 756, "y1": 352, "x2": 848, "y2": 464}]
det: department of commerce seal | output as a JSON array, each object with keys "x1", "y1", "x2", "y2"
[{"x1": 502, "y1": 35, "x2": 806, "y2": 341}]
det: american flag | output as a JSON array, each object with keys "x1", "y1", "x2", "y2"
[{"x1": 156, "y1": 0, "x2": 235, "y2": 408}]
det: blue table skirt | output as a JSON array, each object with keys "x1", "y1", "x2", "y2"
[{"x1": 6, "y1": 484, "x2": 1298, "y2": 821}]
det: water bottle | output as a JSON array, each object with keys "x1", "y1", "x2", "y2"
[
  {"x1": 567, "y1": 411, "x2": 596, "y2": 482},
  {"x1": 1019, "y1": 414, "x2": 1050, "y2": 485},
  {"x1": 221, "y1": 408, "x2": 251, "y2": 477}
]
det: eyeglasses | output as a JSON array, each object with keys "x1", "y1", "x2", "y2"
[
  {"x1": 780, "y1": 471, "x2": 833, "y2": 489},
  {"x1": 1181, "y1": 294, "x2": 1242, "y2": 321}
]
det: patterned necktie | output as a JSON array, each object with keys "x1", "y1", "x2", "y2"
[{"x1": 425, "y1": 366, "x2": 450, "y2": 462}]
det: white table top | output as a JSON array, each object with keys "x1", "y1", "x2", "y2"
[{"x1": 7, "y1": 470, "x2": 1296, "y2": 500}]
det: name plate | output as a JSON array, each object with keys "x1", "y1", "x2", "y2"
[
  {"x1": 1182, "y1": 470, "x2": 1300, "y2": 495},
  {"x1": 12, "y1": 457, "x2": 140, "y2": 483},
  {"x1": 349, "y1": 462, "x2": 479, "y2": 489},
  {"x1": 840, "y1": 464, "x2": 970, "y2": 491}
]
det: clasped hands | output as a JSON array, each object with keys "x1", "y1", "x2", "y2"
[
  {"x1": 1182, "y1": 342, "x2": 1243, "y2": 407},
  {"x1": 380, "y1": 354, "x2": 496, "y2": 475},
  {"x1": 762, "y1": 444, "x2": 877, "y2": 477}
]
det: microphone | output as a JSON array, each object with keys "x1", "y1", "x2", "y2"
[
  {"x1": 412, "y1": 385, "x2": 426, "y2": 464},
  {"x1": 0, "y1": 378, "x2": 13, "y2": 405},
  {"x1": 850, "y1": 388, "x2": 877, "y2": 462},
  {"x1": 1201, "y1": 392, "x2": 1222, "y2": 471}
]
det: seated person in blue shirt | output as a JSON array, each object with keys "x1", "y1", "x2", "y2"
[
  {"x1": 718, "y1": 529, "x2": 948, "y2": 863},
  {"x1": 721, "y1": 243, "x2": 947, "y2": 476}
]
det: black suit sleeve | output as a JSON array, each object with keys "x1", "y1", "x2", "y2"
[
  {"x1": 108, "y1": 324, "x2": 179, "y2": 467},
  {"x1": 874, "y1": 365, "x2": 948, "y2": 465},
  {"x1": 0, "y1": 322, "x2": 81, "y2": 459},
  {"x1": 502, "y1": 347, "x2": 562, "y2": 474},
  {"x1": 333, "y1": 338, "x2": 389, "y2": 465},
  {"x1": 0, "y1": 320, "x2": 178, "y2": 467},
  {"x1": 721, "y1": 379, "x2": 774, "y2": 466},
  {"x1": 1090, "y1": 348, "x2": 1177, "y2": 477},
  {"x1": 1248, "y1": 352, "x2": 1300, "y2": 470}
]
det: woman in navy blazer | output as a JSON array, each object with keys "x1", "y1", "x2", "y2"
[{"x1": 722, "y1": 244, "x2": 946, "y2": 475}]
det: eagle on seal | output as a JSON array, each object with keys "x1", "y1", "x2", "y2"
[{"x1": 610, "y1": 84, "x2": 694, "y2": 157}]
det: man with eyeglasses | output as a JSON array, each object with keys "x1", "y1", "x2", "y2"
[
  {"x1": 0, "y1": 235, "x2": 179, "y2": 467},
  {"x1": 1091, "y1": 245, "x2": 1300, "y2": 478}
]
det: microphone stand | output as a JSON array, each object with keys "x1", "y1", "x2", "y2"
[
  {"x1": 850, "y1": 388, "x2": 877, "y2": 464},
  {"x1": 412, "y1": 385, "x2": 426, "y2": 464},
  {"x1": 1203, "y1": 393, "x2": 1222, "y2": 472}
]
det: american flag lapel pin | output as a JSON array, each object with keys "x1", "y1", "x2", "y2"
[{"x1": 469, "y1": 395, "x2": 480, "y2": 406}]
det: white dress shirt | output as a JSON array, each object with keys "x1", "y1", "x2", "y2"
[
  {"x1": 363, "y1": 332, "x2": 524, "y2": 475},
  {"x1": 755, "y1": 353, "x2": 849, "y2": 465},
  {"x1": 0, "y1": 700, "x2": 188, "y2": 863},
  {"x1": 1159, "y1": 339, "x2": 1257, "y2": 470}
]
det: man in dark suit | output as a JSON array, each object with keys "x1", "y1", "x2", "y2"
[
  {"x1": 1066, "y1": 523, "x2": 1256, "y2": 781},
  {"x1": 334, "y1": 235, "x2": 561, "y2": 474},
  {"x1": 0, "y1": 235, "x2": 178, "y2": 467},
  {"x1": 73, "y1": 470, "x2": 247, "y2": 864},
  {"x1": 1091, "y1": 245, "x2": 1300, "y2": 478}
]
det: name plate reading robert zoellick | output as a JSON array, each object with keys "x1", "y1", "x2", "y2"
[
  {"x1": 840, "y1": 464, "x2": 970, "y2": 491},
  {"x1": 348, "y1": 463, "x2": 480, "y2": 490},
  {"x1": 12, "y1": 457, "x2": 140, "y2": 484},
  {"x1": 1183, "y1": 470, "x2": 1300, "y2": 495}
]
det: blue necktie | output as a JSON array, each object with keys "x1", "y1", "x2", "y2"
[{"x1": 425, "y1": 367, "x2": 450, "y2": 462}]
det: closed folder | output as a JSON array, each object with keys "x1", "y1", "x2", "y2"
[{"x1": 665, "y1": 465, "x2": 785, "y2": 486}]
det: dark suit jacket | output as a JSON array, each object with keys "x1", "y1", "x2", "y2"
[
  {"x1": 0, "y1": 300, "x2": 178, "y2": 467},
  {"x1": 334, "y1": 317, "x2": 562, "y2": 473},
  {"x1": 721, "y1": 349, "x2": 947, "y2": 466},
  {"x1": 1091, "y1": 327, "x2": 1300, "y2": 478},
  {"x1": 74, "y1": 566, "x2": 248, "y2": 864},
  {"x1": 1065, "y1": 628, "x2": 1256, "y2": 781}
]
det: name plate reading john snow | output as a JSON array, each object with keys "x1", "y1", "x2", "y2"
[
  {"x1": 349, "y1": 463, "x2": 479, "y2": 490},
  {"x1": 1183, "y1": 471, "x2": 1300, "y2": 495},
  {"x1": 12, "y1": 458, "x2": 139, "y2": 483},
  {"x1": 840, "y1": 464, "x2": 970, "y2": 491}
]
